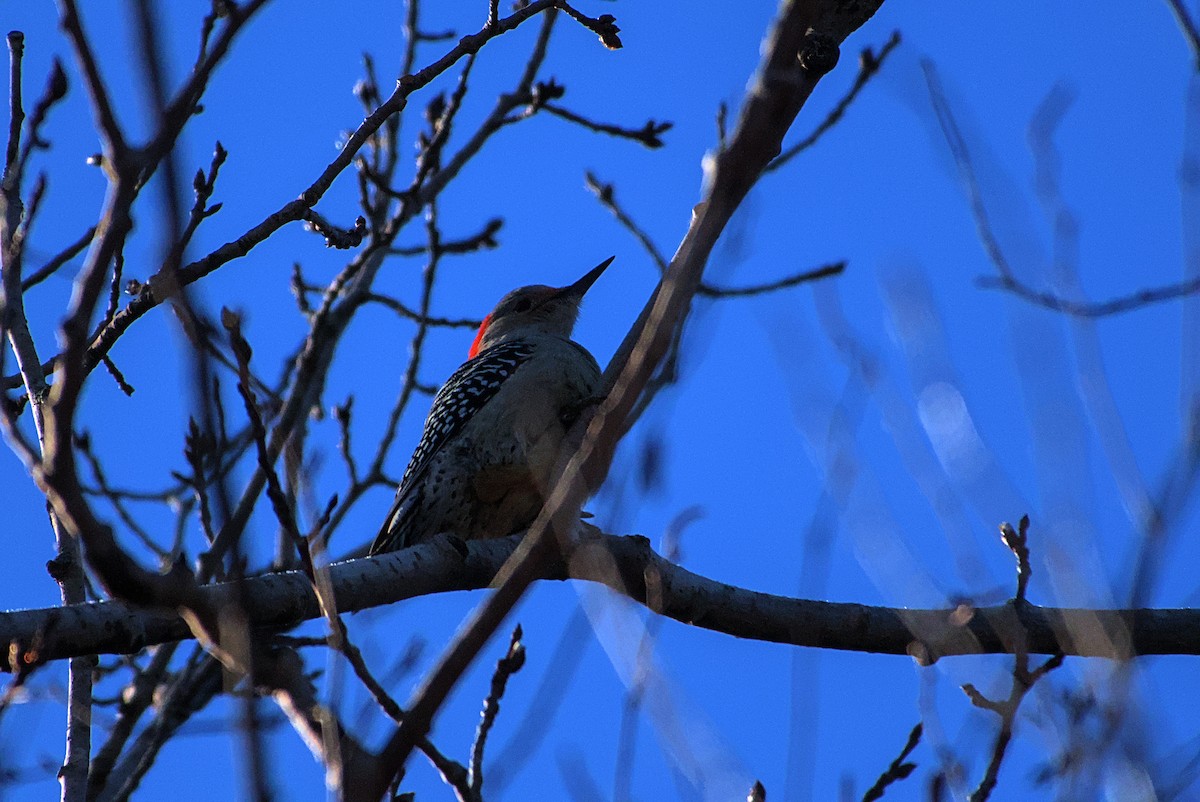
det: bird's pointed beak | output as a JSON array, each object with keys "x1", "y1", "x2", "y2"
[{"x1": 557, "y1": 256, "x2": 615, "y2": 299}]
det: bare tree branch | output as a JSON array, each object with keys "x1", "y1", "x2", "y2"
[
  {"x1": 861, "y1": 723, "x2": 922, "y2": 802},
  {"x1": 20, "y1": 225, "x2": 95, "y2": 291},
  {"x1": 362, "y1": 3, "x2": 894, "y2": 790},
  {"x1": 469, "y1": 625, "x2": 525, "y2": 797},
  {"x1": 1164, "y1": 0, "x2": 1200, "y2": 71},
  {"x1": 928, "y1": 59, "x2": 1200, "y2": 318},
  {"x1": 542, "y1": 103, "x2": 671, "y2": 148},
  {"x1": 4, "y1": 530, "x2": 1196, "y2": 671},
  {"x1": 961, "y1": 517, "x2": 1065, "y2": 802},
  {"x1": 976, "y1": 272, "x2": 1200, "y2": 317},
  {"x1": 765, "y1": 30, "x2": 902, "y2": 174},
  {"x1": 0, "y1": 0, "x2": 575, "y2": 393}
]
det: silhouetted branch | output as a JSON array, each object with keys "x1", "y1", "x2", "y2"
[
  {"x1": 94, "y1": 648, "x2": 222, "y2": 800},
  {"x1": 86, "y1": 643, "x2": 177, "y2": 799},
  {"x1": 469, "y1": 625, "x2": 525, "y2": 797},
  {"x1": 584, "y1": 171, "x2": 845, "y2": 299},
  {"x1": 862, "y1": 723, "x2": 922, "y2": 801},
  {"x1": 364, "y1": 293, "x2": 481, "y2": 329},
  {"x1": 543, "y1": 104, "x2": 671, "y2": 148},
  {"x1": 961, "y1": 518, "x2": 1065, "y2": 802},
  {"x1": 387, "y1": 217, "x2": 502, "y2": 256},
  {"x1": 301, "y1": 210, "x2": 368, "y2": 249},
  {"x1": 223, "y1": 309, "x2": 310, "y2": 574},
  {"x1": 962, "y1": 652, "x2": 1064, "y2": 802},
  {"x1": 365, "y1": 2, "x2": 891, "y2": 787},
  {"x1": 766, "y1": 30, "x2": 902, "y2": 174},
  {"x1": 5, "y1": 530, "x2": 1197, "y2": 670},
  {"x1": 700, "y1": 261, "x2": 846, "y2": 298},
  {"x1": 923, "y1": 60, "x2": 1015, "y2": 282},
  {"x1": 584, "y1": 171, "x2": 668, "y2": 270},
  {"x1": 1000, "y1": 517, "x2": 1031, "y2": 603},
  {"x1": 20, "y1": 225, "x2": 95, "y2": 290},
  {"x1": 0, "y1": 0, "x2": 574, "y2": 393},
  {"x1": 75, "y1": 431, "x2": 168, "y2": 560}
]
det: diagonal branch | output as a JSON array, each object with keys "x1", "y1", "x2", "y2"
[
  {"x1": 765, "y1": 30, "x2": 902, "y2": 174},
  {"x1": 0, "y1": 0, "x2": 578, "y2": 393},
  {"x1": 367, "y1": 1, "x2": 886, "y2": 793}
]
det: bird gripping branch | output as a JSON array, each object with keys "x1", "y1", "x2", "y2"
[{"x1": 369, "y1": 256, "x2": 614, "y2": 554}]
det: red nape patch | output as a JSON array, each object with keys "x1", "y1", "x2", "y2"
[{"x1": 468, "y1": 313, "x2": 492, "y2": 359}]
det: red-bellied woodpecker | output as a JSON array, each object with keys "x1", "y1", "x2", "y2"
[{"x1": 368, "y1": 256, "x2": 613, "y2": 554}]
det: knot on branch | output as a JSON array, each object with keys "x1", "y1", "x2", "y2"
[
  {"x1": 45, "y1": 551, "x2": 78, "y2": 583},
  {"x1": 798, "y1": 32, "x2": 839, "y2": 75}
]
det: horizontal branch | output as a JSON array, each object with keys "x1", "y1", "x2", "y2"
[{"x1": 0, "y1": 533, "x2": 1196, "y2": 671}]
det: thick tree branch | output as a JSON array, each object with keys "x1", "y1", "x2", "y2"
[
  {"x1": 366, "y1": 0, "x2": 885, "y2": 794},
  {"x1": 0, "y1": 532, "x2": 1195, "y2": 671}
]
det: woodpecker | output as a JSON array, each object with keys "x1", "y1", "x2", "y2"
[{"x1": 368, "y1": 256, "x2": 613, "y2": 554}]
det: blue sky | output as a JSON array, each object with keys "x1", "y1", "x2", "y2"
[{"x1": 3, "y1": 1, "x2": 1200, "y2": 800}]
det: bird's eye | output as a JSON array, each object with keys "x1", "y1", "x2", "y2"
[{"x1": 512, "y1": 298, "x2": 534, "y2": 313}]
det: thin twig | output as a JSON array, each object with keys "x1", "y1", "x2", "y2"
[
  {"x1": 766, "y1": 31, "x2": 901, "y2": 173},
  {"x1": 922, "y1": 59, "x2": 1015, "y2": 282},
  {"x1": 542, "y1": 103, "x2": 671, "y2": 148},
  {"x1": 8, "y1": 42, "x2": 69, "y2": 193},
  {"x1": 20, "y1": 225, "x2": 95, "y2": 290},
  {"x1": 301, "y1": 209, "x2": 367, "y2": 249},
  {"x1": 184, "y1": 416, "x2": 218, "y2": 546},
  {"x1": 1, "y1": 0, "x2": 564, "y2": 392},
  {"x1": 699, "y1": 261, "x2": 845, "y2": 298},
  {"x1": 75, "y1": 430, "x2": 169, "y2": 560},
  {"x1": 584, "y1": 171, "x2": 668, "y2": 272},
  {"x1": 87, "y1": 643, "x2": 178, "y2": 799},
  {"x1": 367, "y1": 3, "x2": 884, "y2": 789},
  {"x1": 334, "y1": 397, "x2": 359, "y2": 486},
  {"x1": 1000, "y1": 516, "x2": 1031, "y2": 604},
  {"x1": 222, "y1": 309, "x2": 311, "y2": 576},
  {"x1": 1165, "y1": 0, "x2": 1200, "y2": 71},
  {"x1": 929, "y1": 62, "x2": 1200, "y2": 318},
  {"x1": 862, "y1": 723, "x2": 922, "y2": 801},
  {"x1": 962, "y1": 652, "x2": 1064, "y2": 801},
  {"x1": 98, "y1": 649, "x2": 223, "y2": 800},
  {"x1": 977, "y1": 272, "x2": 1200, "y2": 317},
  {"x1": 328, "y1": 616, "x2": 470, "y2": 796},
  {"x1": 364, "y1": 293, "x2": 481, "y2": 328},
  {"x1": 469, "y1": 625, "x2": 526, "y2": 796},
  {"x1": 962, "y1": 518, "x2": 1065, "y2": 801},
  {"x1": 386, "y1": 216, "x2": 502, "y2": 256},
  {"x1": 584, "y1": 172, "x2": 844, "y2": 297}
]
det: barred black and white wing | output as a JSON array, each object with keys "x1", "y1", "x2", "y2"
[{"x1": 369, "y1": 340, "x2": 535, "y2": 554}]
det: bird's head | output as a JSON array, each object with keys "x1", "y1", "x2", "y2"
[{"x1": 468, "y1": 256, "x2": 614, "y2": 358}]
